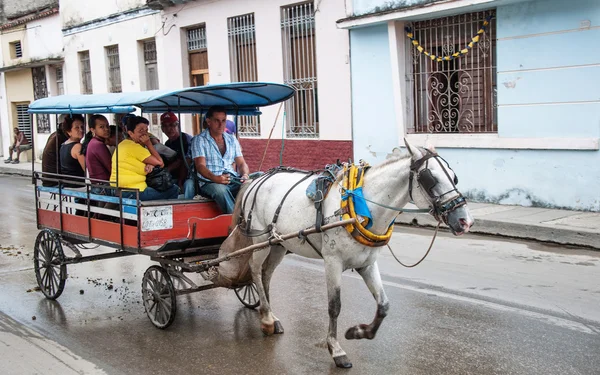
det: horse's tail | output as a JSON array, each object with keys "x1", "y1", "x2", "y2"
[{"x1": 229, "y1": 182, "x2": 252, "y2": 233}]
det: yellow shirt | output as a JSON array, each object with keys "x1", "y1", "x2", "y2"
[{"x1": 110, "y1": 139, "x2": 151, "y2": 191}]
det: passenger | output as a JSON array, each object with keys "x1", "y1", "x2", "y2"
[
  {"x1": 4, "y1": 127, "x2": 32, "y2": 164},
  {"x1": 110, "y1": 116, "x2": 179, "y2": 201},
  {"x1": 121, "y1": 113, "x2": 176, "y2": 160},
  {"x1": 191, "y1": 106, "x2": 250, "y2": 214},
  {"x1": 81, "y1": 115, "x2": 112, "y2": 185},
  {"x1": 41, "y1": 114, "x2": 68, "y2": 187},
  {"x1": 160, "y1": 111, "x2": 193, "y2": 189},
  {"x1": 59, "y1": 115, "x2": 86, "y2": 188}
]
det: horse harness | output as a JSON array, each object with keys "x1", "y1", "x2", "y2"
[
  {"x1": 238, "y1": 149, "x2": 467, "y2": 256},
  {"x1": 238, "y1": 166, "x2": 329, "y2": 257},
  {"x1": 408, "y1": 149, "x2": 467, "y2": 225}
]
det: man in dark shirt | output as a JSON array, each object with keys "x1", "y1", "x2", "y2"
[
  {"x1": 161, "y1": 112, "x2": 193, "y2": 189},
  {"x1": 41, "y1": 115, "x2": 69, "y2": 187}
]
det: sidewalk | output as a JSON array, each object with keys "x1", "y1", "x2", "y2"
[{"x1": 2, "y1": 161, "x2": 599, "y2": 250}]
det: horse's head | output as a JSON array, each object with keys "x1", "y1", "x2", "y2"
[{"x1": 404, "y1": 139, "x2": 474, "y2": 236}]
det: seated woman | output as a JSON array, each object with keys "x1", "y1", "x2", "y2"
[
  {"x1": 110, "y1": 116, "x2": 179, "y2": 201},
  {"x1": 82, "y1": 114, "x2": 111, "y2": 188},
  {"x1": 60, "y1": 114, "x2": 86, "y2": 188}
]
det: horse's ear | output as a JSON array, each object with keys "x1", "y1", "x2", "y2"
[
  {"x1": 425, "y1": 142, "x2": 437, "y2": 153},
  {"x1": 404, "y1": 138, "x2": 423, "y2": 160}
]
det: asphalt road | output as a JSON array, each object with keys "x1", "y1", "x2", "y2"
[{"x1": 0, "y1": 175, "x2": 599, "y2": 374}]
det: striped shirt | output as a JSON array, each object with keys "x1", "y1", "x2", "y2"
[{"x1": 191, "y1": 129, "x2": 243, "y2": 186}]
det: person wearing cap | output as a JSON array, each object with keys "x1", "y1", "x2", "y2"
[
  {"x1": 160, "y1": 112, "x2": 193, "y2": 190},
  {"x1": 41, "y1": 114, "x2": 69, "y2": 187},
  {"x1": 191, "y1": 106, "x2": 249, "y2": 213}
]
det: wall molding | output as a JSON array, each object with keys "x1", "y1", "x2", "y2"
[{"x1": 405, "y1": 134, "x2": 599, "y2": 150}]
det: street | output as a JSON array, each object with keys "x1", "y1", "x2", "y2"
[{"x1": 0, "y1": 175, "x2": 599, "y2": 374}]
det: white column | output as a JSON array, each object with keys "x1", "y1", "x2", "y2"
[{"x1": 388, "y1": 20, "x2": 408, "y2": 144}]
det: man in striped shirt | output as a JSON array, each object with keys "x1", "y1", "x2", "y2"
[{"x1": 191, "y1": 106, "x2": 250, "y2": 213}]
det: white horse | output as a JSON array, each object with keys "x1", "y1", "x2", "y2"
[{"x1": 234, "y1": 140, "x2": 474, "y2": 368}]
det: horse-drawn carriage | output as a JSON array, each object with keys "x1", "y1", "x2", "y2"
[
  {"x1": 29, "y1": 82, "x2": 294, "y2": 328},
  {"x1": 28, "y1": 81, "x2": 474, "y2": 368}
]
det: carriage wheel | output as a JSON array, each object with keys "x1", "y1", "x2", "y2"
[
  {"x1": 234, "y1": 283, "x2": 260, "y2": 309},
  {"x1": 33, "y1": 230, "x2": 67, "y2": 300},
  {"x1": 142, "y1": 265, "x2": 177, "y2": 329}
]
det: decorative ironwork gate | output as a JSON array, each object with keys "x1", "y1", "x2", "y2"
[
  {"x1": 281, "y1": 1, "x2": 319, "y2": 138},
  {"x1": 406, "y1": 10, "x2": 497, "y2": 133},
  {"x1": 32, "y1": 66, "x2": 50, "y2": 133}
]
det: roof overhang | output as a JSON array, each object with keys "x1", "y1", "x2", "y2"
[
  {"x1": 0, "y1": 58, "x2": 64, "y2": 73},
  {"x1": 337, "y1": 0, "x2": 530, "y2": 29}
]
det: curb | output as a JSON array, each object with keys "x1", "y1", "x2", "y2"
[
  {"x1": 0, "y1": 166, "x2": 33, "y2": 177},
  {"x1": 395, "y1": 212, "x2": 600, "y2": 251}
]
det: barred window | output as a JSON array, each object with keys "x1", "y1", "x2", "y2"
[
  {"x1": 106, "y1": 45, "x2": 122, "y2": 93},
  {"x1": 228, "y1": 13, "x2": 260, "y2": 137},
  {"x1": 10, "y1": 41, "x2": 22, "y2": 59},
  {"x1": 79, "y1": 51, "x2": 93, "y2": 94},
  {"x1": 56, "y1": 66, "x2": 64, "y2": 95},
  {"x1": 15, "y1": 103, "x2": 32, "y2": 141},
  {"x1": 187, "y1": 27, "x2": 207, "y2": 51},
  {"x1": 406, "y1": 10, "x2": 497, "y2": 133},
  {"x1": 143, "y1": 39, "x2": 159, "y2": 90},
  {"x1": 281, "y1": 1, "x2": 319, "y2": 138}
]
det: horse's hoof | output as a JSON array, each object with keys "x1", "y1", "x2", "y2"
[
  {"x1": 333, "y1": 355, "x2": 353, "y2": 368},
  {"x1": 273, "y1": 320, "x2": 284, "y2": 334},
  {"x1": 261, "y1": 323, "x2": 275, "y2": 336},
  {"x1": 345, "y1": 324, "x2": 372, "y2": 340}
]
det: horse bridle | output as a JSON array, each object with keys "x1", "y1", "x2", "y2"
[{"x1": 408, "y1": 149, "x2": 467, "y2": 224}]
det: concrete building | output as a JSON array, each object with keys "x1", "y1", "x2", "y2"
[
  {"x1": 338, "y1": 0, "x2": 600, "y2": 211},
  {"x1": 0, "y1": 0, "x2": 63, "y2": 161}
]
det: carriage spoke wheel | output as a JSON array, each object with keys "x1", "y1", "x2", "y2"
[
  {"x1": 33, "y1": 230, "x2": 67, "y2": 300},
  {"x1": 234, "y1": 283, "x2": 260, "y2": 309},
  {"x1": 142, "y1": 266, "x2": 177, "y2": 329}
]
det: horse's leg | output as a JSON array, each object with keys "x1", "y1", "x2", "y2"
[
  {"x1": 324, "y1": 257, "x2": 352, "y2": 368},
  {"x1": 344, "y1": 261, "x2": 389, "y2": 340},
  {"x1": 249, "y1": 247, "x2": 276, "y2": 336},
  {"x1": 261, "y1": 245, "x2": 287, "y2": 334}
]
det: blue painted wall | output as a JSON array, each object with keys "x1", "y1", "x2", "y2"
[
  {"x1": 350, "y1": 24, "x2": 401, "y2": 162},
  {"x1": 349, "y1": 0, "x2": 600, "y2": 210}
]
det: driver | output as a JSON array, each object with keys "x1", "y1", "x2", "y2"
[{"x1": 190, "y1": 106, "x2": 249, "y2": 213}]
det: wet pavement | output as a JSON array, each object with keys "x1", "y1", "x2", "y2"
[{"x1": 1, "y1": 175, "x2": 599, "y2": 374}]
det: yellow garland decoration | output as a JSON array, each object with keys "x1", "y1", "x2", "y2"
[{"x1": 405, "y1": 15, "x2": 493, "y2": 62}]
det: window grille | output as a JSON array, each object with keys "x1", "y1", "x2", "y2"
[
  {"x1": 16, "y1": 104, "x2": 32, "y2": 141},
  {"x1": 406, "y1": 10, "x2": 497, "y2": 133},
  {"x1": 11, "y1": 41, "x2": 22, "y2": 58},
  {"x1": 144, "y1": 40, "x2": 159, "y2": 90},
  {"x1": 79, "y1": 51, "x2": 93, "y2": 94},
  {"x1": 32, "y1": 66, "x2": 50, "y2": 133},
  {"x1": 106, "y1": 45, "x2": 122, "y2": 93},
  {"x1": 281, "y1": 2, "x2": 319, "y2": 138},
  {"x1": 56, "y1": 66, "x2": 64, "y2": 95},
  {"x1": 228, "y1": 13, "x2": 260, "y2": 137},
  {"x1": 187, "y1": 27, "x2": 207, "y2": 51}
]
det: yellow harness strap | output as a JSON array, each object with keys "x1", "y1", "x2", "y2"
[{"x1": 341, "y1": 163, "x2": 394, "y2": 247}]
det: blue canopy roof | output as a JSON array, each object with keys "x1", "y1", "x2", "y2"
[{"x1": 28, "y1": 82, "x2": 295, "y2": 115}]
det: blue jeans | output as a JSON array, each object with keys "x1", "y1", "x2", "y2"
[
  {"x1": 122, "y1": 185, "x2": 180, "y2": 201},
  {"x1": 183, "y1": 178, "x2": 196, "y2": 200},
  {"x1": 198, "y1": 182, "x2": 240, "y2": 214}
]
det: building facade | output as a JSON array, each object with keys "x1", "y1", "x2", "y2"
[
  {"x1": 58, "y1": 0, "x2": 353, "y2": 171},
  {"x1": 0, "y1": 0, "x2": 63, "y2": 161},
  {"x1": 339, "y1": 0, "x2": 600, "y2": 211}
]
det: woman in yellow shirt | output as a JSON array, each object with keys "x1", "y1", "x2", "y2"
[{"x1": 110, "y1": 116, "x2": 179, "y2": 200}]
